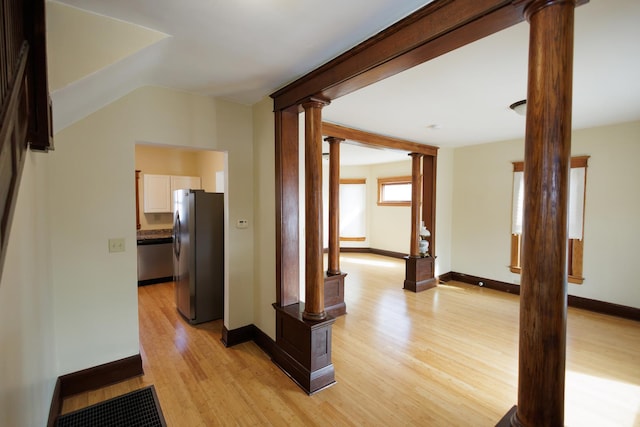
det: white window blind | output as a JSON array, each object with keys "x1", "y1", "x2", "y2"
[
  {"x1": 512, "y1": 171, "x2": 524, "y2": 235},
  {"x1": 511, "y1": 167, "x2": 586, "y2": 239},
  {"x1": 340, "y1": 183, "x2": 366, "y2": 238},
  {"x1": 568, "y1": 167, "x2": 586, "y2": 239}
]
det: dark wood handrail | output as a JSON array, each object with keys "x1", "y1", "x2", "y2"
[{"x1": 0, "y1": 0, "x2": 52, "y2": 279}]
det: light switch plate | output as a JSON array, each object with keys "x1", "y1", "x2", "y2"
[
  {"x1": 236, "y1": 219, "x2": 248, "y2": 229},
  {"x1": 108, "y1": 238, "x2": 125, "y2": 253}
]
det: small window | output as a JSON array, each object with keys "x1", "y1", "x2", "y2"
[{"x1": 377, "y1": 176, "x2": 413, "y2": 206}]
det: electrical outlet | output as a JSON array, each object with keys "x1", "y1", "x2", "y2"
[
  {"x1": 236, "y1": 219, "x2": 249, "y2": 229},
  {"x1": 108, "y1": 238, "x2": 125, "y2": 253}
]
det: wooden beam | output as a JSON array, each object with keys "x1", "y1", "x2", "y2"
[
  {"x1": 322, "y1": 122, "x2": 438, "y2": 157},
  {"x1": 271, "y1": 0, "x2": 528, "y2": 110}
]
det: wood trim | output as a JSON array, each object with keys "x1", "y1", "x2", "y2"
[
  {"x1": 510, "y1": 234, "x2": 521, "y2": 271},
  {"x1": 377, "y1": 175, "x2": 413, "y2": 206},
  {"x1": 339, "y1": 236, "x2": 366, "y2": 242},
  {"x1": 47, "y1": 378, "x2": 62, "y2": 427},
  {"x1": 369, "y1": 248, "x2": 407, "y2": 259},
  {"x1": 444, "y1": 271, "x2": 640, "y2": 322},
  {"x1": 571, "y1": 155, "x2": 590, "y2": 168},
  {"x1": 567, "y1": 294, "x2": 640, "y2": 322},
  {"x1": 513, "y1": 155, "x2": 589, "y2": 171},
  {"x1": 135, "y1": 170, "x2": 141, "y2": 230},
  {"x1": 271, "y1": 0, "x2": 530, "y2": 110},
  {"x1": 448, "y1": 271, "x2": 521, "y2": 295},
  {"x1": 58, "y1": 354, "x2": 143, "y2": 398},
  {"x1": 221, "y1": 324, "x2": 256, "y2": 347},
  {"x1": 322, "y1": 122, "x2": 438, "y2": 157},
  {"x1": 340, "y1": 178, "x2": 366, "y2": 185}
]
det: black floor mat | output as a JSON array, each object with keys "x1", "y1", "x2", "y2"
[{"x1": 56, "y1": 385, "x2": 166, "y2": 427}]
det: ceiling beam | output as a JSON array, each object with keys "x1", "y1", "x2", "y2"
[
  {"x1": 271, "y1": 0, "x2": 528, "y2": 110},
  {"x1": 322, "y1": 122, "x2": 438, "y2": 157}
]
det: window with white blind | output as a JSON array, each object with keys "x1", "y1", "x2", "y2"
[
  {"x1": 339, "y1": 179, "x2": 366, "y2": 241},
  {"x1": 510, "y1": 156, "x2": 589, "y2": 284}
]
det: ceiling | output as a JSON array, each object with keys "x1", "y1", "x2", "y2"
[{"x1": 48, "y1": 0, "x2": 640, "y2": 165}]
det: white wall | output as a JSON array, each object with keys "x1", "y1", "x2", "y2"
[
  {"x1": 451, "y1": 121, "x2": 640, "y2": 308},
  {"x1": 0, "y1": 151, "x2": 56, "y2": 427},
  {"x1": 50, "y1": 86, "x2": 255, "y2": 374}
]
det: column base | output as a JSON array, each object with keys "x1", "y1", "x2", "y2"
[
  {"x1": 272, "y1": 303, "x2": 336, "y2": 395},
  {"x1": 324, "y1": 272, "x2": 347, "y2": 317},
  {"x1": 403, "y1": 256, "x2": 437, "y2": 292},
  {"x1": 496, "y1": 405, "x2": 522, "y2": 427}
]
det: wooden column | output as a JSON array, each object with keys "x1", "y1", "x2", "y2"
[
  {"x1": 404, "y1": 152, "x2": 436, "y2": 292},
  {"x1": 421, "y1": 155, "x2": 436, "y2": 257},
  {"x1": 326, "y1": 136, "x2": 343, "y2": 275},
  {"x1": 302, "y1": 99, "x2": 329, "y2": 321},
  {"x1": 409, "y1": 153, "x2": 422, "y2": 257},
  {"x1": 511, "y1": 1, "x2": 577, "y2": 426}
]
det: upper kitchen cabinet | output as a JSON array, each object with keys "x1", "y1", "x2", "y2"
[
  {"x1": 143, "y1": 174, "x2": 202, "y2": 213},
  {"x1": 143, "y1": 174, "x2": 172, "y2": 213},
  {"x1": 170, "y1": 175, "x2": 202, "y2": 207}
]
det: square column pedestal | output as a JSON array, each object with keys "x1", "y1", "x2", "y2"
[
  {"x1": 324, "y1": 272, "x2": 347, "y2": 317},
  {"x1": 404, "y1": 256, "x2": 437, "y2": 292},
  {"x1": 272, "y1": 303, "x2": 336, "y2": 394}
]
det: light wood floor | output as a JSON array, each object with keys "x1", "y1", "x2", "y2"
[{"x1": 62, "y1": 253, "x2": 640, "y2": 426}]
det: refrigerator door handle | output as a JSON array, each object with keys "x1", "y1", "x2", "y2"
[{"x1": 173, "y1": 212, "x2": 181, "y2": 259}]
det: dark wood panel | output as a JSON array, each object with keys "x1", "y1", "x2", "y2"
[{"x1": 275, "y1": 108, "x2": 300, "y2": 306}]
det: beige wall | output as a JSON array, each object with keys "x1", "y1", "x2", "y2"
[
  {"x1": 336, "y1": 149, "x2": 454, "y2": 277},
  {"x1": 49, "y1": 86, "x2": 254, "y2": 375},
  {"x1": 252, "y1": 98, "x2": 277, "y2": 337},
  {"x1": 0, "y1": 151, "x2": 56, "y2": 427},
  {"x1": 451, "y1": 120, "x2": 640, "y2": 308}
]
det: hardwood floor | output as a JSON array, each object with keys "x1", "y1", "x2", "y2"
[{"x1": 61, "y1": 253, "x2": 640, "y2": 426}]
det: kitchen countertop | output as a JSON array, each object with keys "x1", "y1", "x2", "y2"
[{"x1": 137, "y1": 229, "x2": 173, "y2": 244}]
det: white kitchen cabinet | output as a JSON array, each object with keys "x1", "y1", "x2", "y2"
[
  {"x1": 143, "y1": 174, "x2": 171, "y2": 213},
  {"x1": 143, "y1": 174, "x2": 201, "y2": 213},
  {"x1": 170, "y1": 175, "x2": 201, "y2": 207}
]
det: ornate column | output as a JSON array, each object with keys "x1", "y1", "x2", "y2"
[
  {"x1": 404, "y1": 153, "x2": 436, "y2": 292},
  {"x1": 326, "y1": 136, "x2": 343, "y2": 275},
  {"x1": 409, "y1": 153, "x2": 422, "y2": 257},
  {"x1": 500, "y1": 1, "x2": 578, "y2": 426},
  {"x1": 302, "y1": 99, "x2": 329, "y2": 321},
  {"x1": 324, "y1": 136, "x2": 347, "y2": 317},
  {"x1": 271, "y1": 99, "x2": 336, "y2": 395}
]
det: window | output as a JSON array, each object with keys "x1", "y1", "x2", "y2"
[
  {"x1": 377, "y1": 176, "x2": 413, "y2": 206},
  {"x1": 339, "y1": 179, "x2": 366, "y2": 241},
  {"x1": 510, "y1": 156, "x2": 589, "y2": 284}
]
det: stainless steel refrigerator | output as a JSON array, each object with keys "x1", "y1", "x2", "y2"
[{"x1": 173, "y1": 189, "x2": 224, "y2": 324}]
